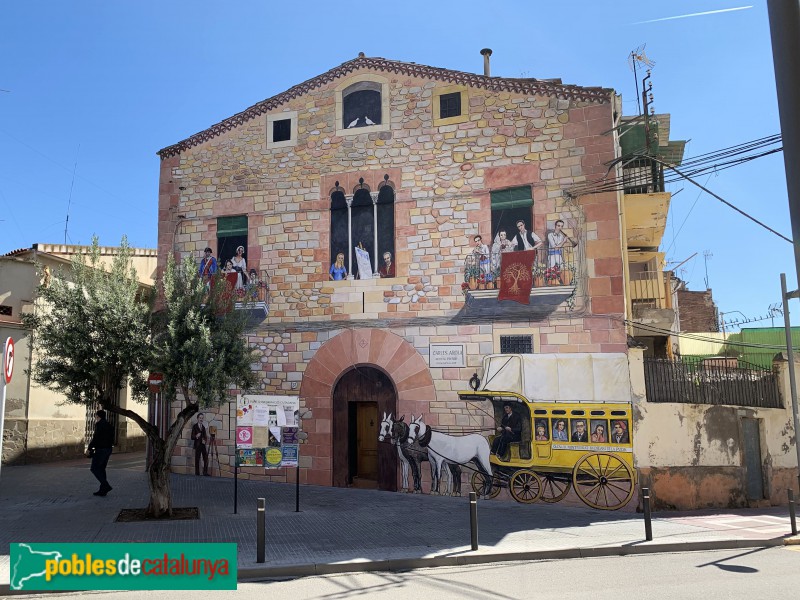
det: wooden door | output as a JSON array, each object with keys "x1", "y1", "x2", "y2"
[
  {"x1": 356, "y1": 402, "x2": 379, "y2": 482},
  {"x1": 332, "y1": 367, "x2": 397, "y2": 491}
]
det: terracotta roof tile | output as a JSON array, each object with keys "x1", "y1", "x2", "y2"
[{"x1": 157, "y1": 55, "x2": 613, "y2": 159}]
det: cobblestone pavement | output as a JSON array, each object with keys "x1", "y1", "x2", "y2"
[{"x1": 0, "y1": 453, "x2": 796, "y2": 583}]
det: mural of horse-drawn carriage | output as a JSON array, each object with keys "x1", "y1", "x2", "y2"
[{"x1": 379, "y1": 353, "x2": 636, "y2": 511}]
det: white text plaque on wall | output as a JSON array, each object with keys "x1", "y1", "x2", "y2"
[{"x1": 429, "y1": 343, "x2": 466, "y2": 368}]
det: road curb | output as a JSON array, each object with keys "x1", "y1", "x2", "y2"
[
  {"x1": 784, "y1": 535, "x2": 800, "y2": 545},
  {"x1": 238, "y1": 537, "x2": 788, "y2": 581}
]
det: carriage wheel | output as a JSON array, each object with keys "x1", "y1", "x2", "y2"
[
  {"x1": 539, "y1": 473, "x2": 572, "y2": 503},
  {"x1": 470, "y1": 471, "x2": 502, "y2": 499},
  {"x1": 572, "y1": 452, "x2": 634, "y2": 510},
  {"x1": 508, "y1": 469, "x2": 542, "y2": 504}
]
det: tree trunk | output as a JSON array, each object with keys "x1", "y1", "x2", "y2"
[{"x1": 146, "y1": 440, "x2": 173, "y2": 518}]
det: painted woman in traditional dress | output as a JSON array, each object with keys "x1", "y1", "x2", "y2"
[{"x1": 231, "y1": 245, "x2": 247, "y2": 289}]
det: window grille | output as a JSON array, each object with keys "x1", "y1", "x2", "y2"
[{"x1": 500, "y1": 335, "x2": 533, "y2": 354}]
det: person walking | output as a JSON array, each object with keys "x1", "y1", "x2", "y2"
[
  {"x1": 88, "y1": 409, "x2": 114, "y2": 496},
  {"x1": 192, "y1": 413, "x2": 210, "y2": 476}
]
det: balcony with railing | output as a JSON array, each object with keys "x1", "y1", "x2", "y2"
[
  {"x1": 628, "y1": 270, "x2": 675, "y2": 334},
  {"x1": 461, "y1": 246, "x2": 577, "y2": 301},
  {"x1": 222, "y1": 268, "x2": 270, "y2": 321}
]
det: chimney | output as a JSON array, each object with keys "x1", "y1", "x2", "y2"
[{"x1": 480, "y1": 48, "x2": 492, "y2": 77}]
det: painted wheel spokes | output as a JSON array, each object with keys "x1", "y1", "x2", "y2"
[
  {"x1": 509, "y1": 469, "x2": 542, "y2": 504},
  {"x1": 572, "y1": 453, "x2": 634, "y2": 511},
  {"x1": 470, "y1": 471, "x2": 502, "y2": 499},
  {"x1": 539, "y1": 474, "x2": 571, "y2": 503}
]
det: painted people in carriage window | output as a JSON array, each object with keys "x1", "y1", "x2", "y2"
[
  {"x1": 610, "y1": 420, "x2": 630, "y2": 444},
  {"x1": 552, "y1": 418, "x2": 568, "y2": 441},
  {"x1": 590, "y1": 420, "x2": 608, "y2": 443},
  {"x1": 534, "y1": 419, "x2": 549, "y2": 441}
]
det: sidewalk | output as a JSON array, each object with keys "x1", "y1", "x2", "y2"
[{"x1": 1, "y1": 452, "x2": 797, "y2": 584}]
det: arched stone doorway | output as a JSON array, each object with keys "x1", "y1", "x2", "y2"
[
  {"x1": 299, "y1": 328, "x2": 437, "y2": 490},
  {"x1": 332, "y1": 367, "x2": 397, "y2": 490}
]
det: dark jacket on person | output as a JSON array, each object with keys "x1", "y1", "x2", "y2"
[
  {"x1": 513, "y1": 230, "x2": 541, "y2": 251},
  {"x1": 501, "y1": 412, "x2": 522, "y2": 440},
  {"x1": 89, "y1": 418, "x2": 114, "y2": 450},
  {"x1": 191, "y1": 423, "x2": 208, "y2": 449}
]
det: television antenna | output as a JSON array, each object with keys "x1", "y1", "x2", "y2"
[
  {"x1": 703, "y1": 250, "x2": 713, "y2": 289},
  {"x1": 628, "y1": 45, "x2": 656, "y2": 116}
]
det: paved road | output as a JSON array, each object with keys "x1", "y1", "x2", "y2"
[
  {"x1": 0, "y1": 451, "x2": 797, "y2": 589},
  {"x1": 3, "y1": 547, "x2": 798, "y2": 599}
]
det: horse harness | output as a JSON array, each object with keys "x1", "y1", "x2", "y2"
[{"x1": 416, "y1": 425, "x2": 433, "y2": 448}]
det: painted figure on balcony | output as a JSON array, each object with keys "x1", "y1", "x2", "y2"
[
  {"x1": 491, "y1": 230, "x2": 516, "y2": 274},
  {"x1": 379, "y1": 251, "x2": 396, "y2": 278},
  {"x1": 547, "y1": 219, "x2": 577, "y2": 268},
  {"x1": 513, "y1": 220, "x2": 543, "y2": 253},
  {"x1": 231, "y1": 246, "x2": 248, "y2": 289},
  {"x1": 472, "y1": 235, "x2": 491, "y2": 279},
  {"x1": 198, "y1": 247, "x2": 218, "y2": 281},
  {"x1": 329, "y1": 252, "x2": 348, "y2": 281}
]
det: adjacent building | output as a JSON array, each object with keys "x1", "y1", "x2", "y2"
[{"x1": 0, "y1": 243, "x2": 156, "y2": 464}]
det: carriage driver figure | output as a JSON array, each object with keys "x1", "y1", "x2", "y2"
[{"x1": 491, "y1": 403, "x2": 522, "y2": 459}]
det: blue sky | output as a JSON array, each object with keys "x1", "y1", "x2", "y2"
[{"x1": 0, "y1": 1, "x2": 794, "y2": 329}]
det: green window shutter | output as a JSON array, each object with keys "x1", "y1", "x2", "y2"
[
  {"x1": 490, "y1": 186, "x2": 533, "y2": 210},
  {"x1": 217, "y1": 215, "x2": 248, "y2": 236}
]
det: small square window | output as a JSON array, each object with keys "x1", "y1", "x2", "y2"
[
  {"x1": 272, "y1": 119, "x2": 291, "y2": 143},
  {"x1": 500, "y1": 335, "x2": 533, "y2": 354},
  {"x1": 440, "y1": 92, "x2": 462, "y2": 119},
  {"x1": 0, "y1": 305, "x2": 11, "y2": 316}
]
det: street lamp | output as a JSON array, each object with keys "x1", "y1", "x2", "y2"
[{"x1": 295, "y1": 409, "x2": 312, "y2": 512}]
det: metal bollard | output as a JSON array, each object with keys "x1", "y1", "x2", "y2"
[
  {"x1": 257, "y1": 498, "x2": 266, "y2": 563},
  {"x1": 789, "y1": 489, "x2": 798, "y2": 536},
  {"x1": 642, "y1": 487, "x2": 653, "y2": 541},
  {"x1": 469, "y1": 491, "x2": 479, "y2": 551}
]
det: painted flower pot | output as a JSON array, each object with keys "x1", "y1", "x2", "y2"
[
  {"x1": 562, "y1": 270, "x2": 573, "y2": 286},
  {"x1": 468, "y1": 277, "x2": 478, "y2": 290},
  {"x1": 533, "y1": 275, "x2": 544, "y2": 288}
]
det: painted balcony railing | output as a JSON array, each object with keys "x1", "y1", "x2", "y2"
[
  {"x1": 462, "y1": 246, "x2": 576, "y2": 292},
  {"x1": 222, "y1": 269, "x2": 270, "y2": 320}
]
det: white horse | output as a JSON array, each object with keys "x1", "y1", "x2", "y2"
[
  {"x1": 378, "y1": 412, "x2": 460, "y2": 494},
  {"x1": 379, "y1": 412, "x2": 414, "y2": 493},
  {"x1": 407, "y1": 415, "x2": 493, "y2": 496}
]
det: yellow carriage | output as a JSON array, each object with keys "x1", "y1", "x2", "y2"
[{"x1": 458, "y1": 353, "x2": 636, "y2": 510}]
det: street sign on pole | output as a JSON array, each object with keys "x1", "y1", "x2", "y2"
[
  {"x1": 148, "y1": 372, "x2": 163, "y2": 393},
  {"x1": 1, "y1": 337, "x2": 14, "y2": 480},
  {"x1": 3, "y1": 337, "x2": 13, "y2": 384}
]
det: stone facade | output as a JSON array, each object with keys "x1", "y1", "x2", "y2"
[{"x1": 157, "y1": 55, "x2": 628, "y2": 487}]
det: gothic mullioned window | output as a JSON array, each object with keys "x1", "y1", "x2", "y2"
[{"x1": 329, "y1": 175, "x2": 396, "y2": 279}]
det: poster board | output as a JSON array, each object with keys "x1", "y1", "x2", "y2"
[
  {"x1": 355, "y1": 246, "x2": 373, "y2": 279},
  {"x1": 236, "y1": 395, "x2": 299, "y2": 467}
]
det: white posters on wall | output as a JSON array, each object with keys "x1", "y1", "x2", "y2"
[{"x1": 236, "y1": 395, "x2": 300, "y2": 468}]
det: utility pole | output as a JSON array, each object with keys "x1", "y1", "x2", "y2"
[
  {"x1": 768, "y1": 2, "x2": 800, "y2": 291},
  {"x1": 780, "y1": 274, "x2": 800, "y2": 493}
]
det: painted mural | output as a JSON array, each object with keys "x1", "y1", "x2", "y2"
[
  {"x1": 379, "y1": 353, "x2": 637, "y2": 511},
  {"x1": 454, "y1": 215, "x2": 581, "y2": 323}
]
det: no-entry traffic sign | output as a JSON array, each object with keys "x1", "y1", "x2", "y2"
[{"x1": 3, "y1": 337, "x2": 13, "y2": 384}]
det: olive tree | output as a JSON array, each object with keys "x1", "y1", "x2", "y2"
[{"x1": 25, "y1": 239, "x2": 256, "y2": 518}]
